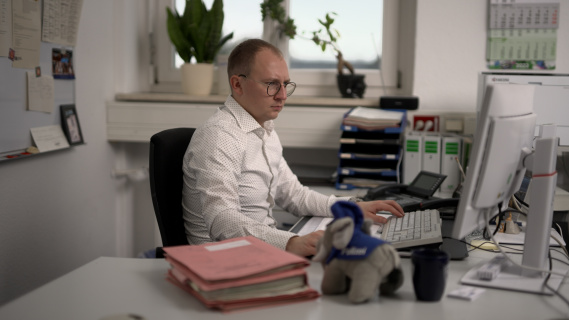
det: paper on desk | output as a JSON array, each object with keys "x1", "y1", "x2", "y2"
[
  {"x1": 347, "y1": 107, "x2": 403, "y2": 121},
  {"x1": 343, "y1": 107, "x2": 403, "y2": 131},
  {"x1": 493, "y1": 227, "x2": 565, "y2": 246},
  {"x1": 30, "y1": 125, "x2": 69, "y2": 152},
  {"x1": 296, "y1": 214, "x2": 390, "y2": 237}
]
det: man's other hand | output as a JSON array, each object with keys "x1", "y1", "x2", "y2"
[{"x1": 285, "y1": 230, "x2": 324, "y2": 257}]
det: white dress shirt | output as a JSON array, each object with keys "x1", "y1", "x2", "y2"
[{"x1": 182, "y1": 96, "x2": 347, "y2": 250}]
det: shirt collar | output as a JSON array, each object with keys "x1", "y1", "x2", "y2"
[{"x1": 225, "y1": 95, "x2": 275, "y2": 136}]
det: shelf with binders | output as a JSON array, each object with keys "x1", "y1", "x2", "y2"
[
  {"x1": 339, "y1": 140, "x2": 401, "y2": 155},
  {"x1": 335, "y1": 158, "x2": 400, "y2": 189},
  {"x1": 335, "y1": 172, "x2": 399, "y2": 190},
  {"x1": 337, "y1": 156, "x2": 400, "y2": 177},
  {"x1": 338, "y1": 151, "x2": 400, "y2": 161},
  {"x1": 335, "y1": 109, "x2": 406, "y2": 190},
  {"x1": 337, "y1": 165, "x2": 399, "y2": 178}
]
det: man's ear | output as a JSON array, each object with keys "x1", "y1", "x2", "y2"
[{"x1": 230, "y1": 75, "x2": 243, "y2": 95}]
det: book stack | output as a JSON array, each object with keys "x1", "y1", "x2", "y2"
[
  {"x1": 342, "y1": 106, "x2": 403, "y2": 131},
  {"x1": 163, "y1": 236, "x2": 319, "y2": 312}
]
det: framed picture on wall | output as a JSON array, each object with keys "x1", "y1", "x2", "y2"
[{"x1": 60, "y1": 104, "x2": 84, "y2": 145}]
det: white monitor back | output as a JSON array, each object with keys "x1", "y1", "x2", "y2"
[
  {"x1": 452, "y1": 83, "x2": 536, "y2": 240},
  {"x1": 478, "y1": 73, "x2": 569, "y2": 146}
]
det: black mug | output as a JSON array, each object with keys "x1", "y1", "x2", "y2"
[{"x1": 411, "y1": 248, "x2": 449, "y2": 301}]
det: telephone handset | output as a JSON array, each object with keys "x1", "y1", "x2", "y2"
[
  {"x1": 364, "y1": 171, "x2": 446, "y2": 200},
  {"x1": 362, "y1": 184, "x2": 408, "y2": 201}
]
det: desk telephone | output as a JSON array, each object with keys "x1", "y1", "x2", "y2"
[{"x1": 362, "y1": 171, "x2": 459, "y2": 214}]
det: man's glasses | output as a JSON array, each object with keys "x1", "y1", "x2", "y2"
[{"x1": 238, "y1": 74, "x2": 296, "y2": 97}]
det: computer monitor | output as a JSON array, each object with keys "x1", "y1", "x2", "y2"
[
  {"x1": 452, "y1": 83, "x2": 536, "y2": 239},
  {"x1": 452, "y1": 83, "x2": 566, "y2": 293},
  {"x1": 477, "y1": 73, "x2": 569, "y2": 147}
]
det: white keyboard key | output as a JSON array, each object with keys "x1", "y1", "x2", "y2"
[{"x1": 377, "y1": 209, "x2": 443, "y2": 249}]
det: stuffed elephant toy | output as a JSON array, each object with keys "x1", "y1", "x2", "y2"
[{"x1": 312, "y1": 201, "x2": 404, "y2": 304}]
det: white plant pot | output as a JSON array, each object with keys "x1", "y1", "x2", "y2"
[{"x1": 181, "y1": 63, "x2": 214, "y2": 96}]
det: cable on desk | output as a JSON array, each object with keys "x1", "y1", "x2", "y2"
[
  {"x1": 484, "y1": 208, "x2": 569, "y2": 279},
  {"x1": 552, "y1": 256, "x2": 569, "y2": 267},
  {"x1": 442, "y1": 237, "x2": 522, "y2": 254},
  {"x1": 544, "y1": 251, "x2": 569, "y2": 311},
  {"x1": 458, "y1": 228, "x2": 569, "y2": 306}
]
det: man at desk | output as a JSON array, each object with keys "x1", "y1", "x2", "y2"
[{"x1": 182, "y1": 39, "x2": 404, "y2": 257}]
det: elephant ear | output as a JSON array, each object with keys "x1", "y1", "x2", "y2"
[
  {"x1": 330, "y1": 217, "x2": 355, "y2": 249},
  {"x1": 362, "y1": 219, "x2": 374, "y2": 235}
]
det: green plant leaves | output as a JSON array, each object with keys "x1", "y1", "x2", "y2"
[
  {"x1": 166, "y1": 7, "x2": 193, "y2": 63},
  {"x1": 166, "y1": 0, "x2": 233, "y2": 64}
]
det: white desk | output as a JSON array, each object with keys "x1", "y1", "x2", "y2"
[{"x1": 1, "y1": 250, "x2": 569, "y2": 320}]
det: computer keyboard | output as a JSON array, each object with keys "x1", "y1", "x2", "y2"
[{"x1": 378, "y1": 209, "x2": 443, "y2": 249}]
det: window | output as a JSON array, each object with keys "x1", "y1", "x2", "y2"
[
  {"x1": 288, "y1": 0, "x2": 382, "y2": 70},
  {"x1": 153, "y1": 0, "x2": 398, "y2": 97}
]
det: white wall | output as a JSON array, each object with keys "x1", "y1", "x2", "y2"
[
  {"x1": 0, "y1": 0, "x2": 120, "y2": 305},
  {"x1": 413, "y1": 0, "x2": 569, "y2": 111}
]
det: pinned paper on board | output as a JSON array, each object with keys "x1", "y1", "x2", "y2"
[
  {"x1": 11, "y1": 0, "x2": 41, "y2": 69},
  {"x1": 0, "y1": 0, "x2": 12, "y2": 57},
  {"x1": 26, "y1": 71, "x2": 54, "y2": 113}
]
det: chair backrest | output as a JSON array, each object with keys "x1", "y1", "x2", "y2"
[{"x1": 149, "y1": 127, "x2": 196, "y2": 247}]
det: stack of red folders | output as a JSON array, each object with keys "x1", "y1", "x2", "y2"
[{"x1": 163, "y1": 236, "x2": 319, "y2": 312}]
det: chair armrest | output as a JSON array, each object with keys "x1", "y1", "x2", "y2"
[{"x1": 155, "y1": 247, "x2": 166, "y2": 259}]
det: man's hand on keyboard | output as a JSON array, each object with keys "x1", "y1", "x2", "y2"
[{"x1": 356, "y1": 200, "x2": 404, "y2": 224}]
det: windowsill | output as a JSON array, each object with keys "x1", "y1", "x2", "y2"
[{"x1": 114, "y1": 92, "x2": 380, "y2": 108}]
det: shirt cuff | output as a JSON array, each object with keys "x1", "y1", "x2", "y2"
[
  {"x1": 269, "y1": 229, "x2": 299, "y2": 251},
  {"x1": 347, "y1": 196, "x2": 364, "y2": 202}
]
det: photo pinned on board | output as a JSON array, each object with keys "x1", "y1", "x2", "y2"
[{"x1": 52, "y1": 48, "x2": 75, "y2": 79}]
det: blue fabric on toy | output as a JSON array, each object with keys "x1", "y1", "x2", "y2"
[{"x1": 326, "y1": 201, "x2": 387, "y2": 264}]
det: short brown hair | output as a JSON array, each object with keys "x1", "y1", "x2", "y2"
[{"x1": 227, "y1": 39, "x2": 283, "y2": 78}]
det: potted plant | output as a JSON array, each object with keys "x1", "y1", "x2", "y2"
[
  {"x1": 166, "y1": 0, "x2": 234, "y2": 96},
  {"x1": 260, "y1": 1, "x2": 366, "y2": 98}
]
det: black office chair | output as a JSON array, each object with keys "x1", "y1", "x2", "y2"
[{"x1": 149, "y1": 127, "x2": 196, "y2": 257}]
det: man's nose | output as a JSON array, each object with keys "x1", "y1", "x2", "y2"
[{"x1": 274, "y1": 84, "x2": 288, "y2": 100}]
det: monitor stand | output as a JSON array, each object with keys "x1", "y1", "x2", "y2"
[
  {"x1": 461, "y1": 127, "x2": 568, "y2": 294},
  {"x1": 460, "y1": 255, "x2": 567, "y2": 295}
]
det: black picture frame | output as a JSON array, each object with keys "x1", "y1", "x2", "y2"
[{"x1": 60, "y1": 104, "x2": 84, "y2": 145}]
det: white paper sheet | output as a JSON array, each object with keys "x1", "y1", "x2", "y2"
[
  {"x1": 12, "y1": 0, "x2": 41, "y2": 69},
  {"x1": 30, "y1": 125, "x2": 70, "y2": 152},
  {"x1": 42, "y1": 0, "x2": 83, "y2": 46},
  {"x1": 27, "y1": 71, "x2": 54, "y2": 113},
  {"x1": 0, "y1": 0, "x2": 11, "y2": 57}
]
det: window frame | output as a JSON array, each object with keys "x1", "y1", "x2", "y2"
[{"x1": 152, "y1": 0, "x2": 399, "y2": 97}]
